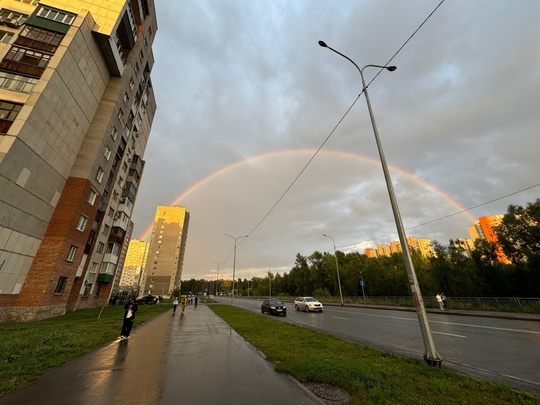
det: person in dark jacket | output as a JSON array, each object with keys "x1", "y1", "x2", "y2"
[{"x1": 119, "y1": 298, "x2": 138, "y2": 339}]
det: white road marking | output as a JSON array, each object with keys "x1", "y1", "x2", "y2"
[
  {"x1": 327, "y1": 309, "x2": 540, "y2": 335},
  {"x1": 333, "y1": 316, "x2": 348, "y2": 320},
  {"x1": 432, "y1": 331, "x2": 466, "y2": 338}
]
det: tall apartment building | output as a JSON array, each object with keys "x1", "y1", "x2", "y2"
[
  {"x1": 118, "y1": 239, "x2": 148, "y2": 294},
  {"x1": 468, "y1": 215, "x2": 510, "y2": 263},
  {"x1": 0, "y1": 0, "x2": 157, "y2": 321},
  {"x1": 139, "y1": 206, "x2": 190, "y2": 297},
  {"x1": 367, "y1": 237, "x2": 433, "y2": 258}
]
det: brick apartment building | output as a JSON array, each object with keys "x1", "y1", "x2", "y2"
[{"x1": 0, "y1": 0, "x2": 157, "y2": 321}]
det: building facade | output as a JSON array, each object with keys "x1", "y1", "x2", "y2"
[
  {"x1": 118, "y1": 238, "x2": 148, "y2": 294},
  {"x1": 467, "y1": 215, "x2": 510, "y2": 263},
  {"x1": 0, "y1": 0, "x2": 157, "y2": 321},
  {"x1": 139, "y1": 205, "x2": 190, "y2": 298}
]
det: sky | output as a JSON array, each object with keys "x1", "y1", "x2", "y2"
[{"x1": 131, "y1": 0, "x2": 540, "y2": 281}]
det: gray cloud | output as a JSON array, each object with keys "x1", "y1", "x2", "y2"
[{"x1": 132, "y1": 0, "x2": 540, "y2": 279}]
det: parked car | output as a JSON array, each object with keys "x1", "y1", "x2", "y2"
[
  {"x1": 136, "y1": 295, "x2": 155, "y2": 304},
  {"x1": 261, "y1": 299, "x2": 287, "y2": 316},
  {"x1": 294, "y1": 297, "x2": 323, "y2": 312}
]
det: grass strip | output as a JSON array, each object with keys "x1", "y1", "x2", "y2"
[
  {"x1": 209, "y1": 304, "x2": 540, "y2": 405},
  {"x1": 0, "y1": 304, "x2": 170, "y2": 397}
]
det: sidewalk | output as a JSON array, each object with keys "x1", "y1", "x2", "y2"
[{"x1": 0, "y1": 304, "x2": 322, "y2": 405}]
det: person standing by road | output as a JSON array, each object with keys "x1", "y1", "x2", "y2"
[
  {"x1": 436, "y1": 293, "x2": 444, "y2": 310},
  {"x1": 172, "y1": 297, "x2": 179, "y2": 313},
  {"x1": 441, "y1": 293, "x2": 447, "y2": 310},
  {"x1": 119, "y1": 298, "x2": 138, "y2": 339},
  {"x1": 194, "y1": 295, "x2": 198, "y2": 308}
]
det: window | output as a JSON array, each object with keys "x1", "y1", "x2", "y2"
[
  {"x1": 96, "y1": 242, "x2": 105, "y2": 253},
  {"x1": 104, "y1": 145, "x2": 111, "y2": 160},
  {"x1": 122, "y1": 162, "x2": 128, "y2": 173},
  {"x1": 117, "y1": 108, "x2": 124, "y2": 121},
  {"x1": 134, "y1": 62, "x2": 139, "y2": 74},
  {"x1": 21, "y1": 26, "x2": 64, "y2": 46},
  {"x1": 82, "y1": 282, "x2": 92, "y2": 297},
  {"x1": 67, "y1": 245, "x2": 77, "y2": 262},
  {"x1": 94, "y1": 284, "x2": 102, "y2": 298},
  {"x1": 95, "y1": 167, "x2": 104, "y2": 183},
  {"x1": 129, "y1": 78, "x2": 134, "y2": 90},
  {"x1": 90, "y1": 262, "x2": 100, "y2": 273},
  {"x1": 118, "y1": 176, "x2": 124, "y2": 187},
  {"x1": 0, "y1": 31, "x2": 13, "y2": 43},
  {"x1": 0, "y1": 101, "x2": 23, "y2": 121},
  {"x1": 76, "y1": 215, "x2": 88, "y2": 231},
  {"x1": 123, "y1": 92, "x2": 129, "y2": 104},
  {"x1": 5, "y1": 46, "x2": 52, "y2": 68},
  {"x1": 108, "y1": 207, "x2": 115, "y2": 218},
  {"x1": 54, "y1": 276, "x2": 68, "y2": 294},
  {"x1": 87, "y1": 189, "x2": 97, "y2": 205},
  {"x1": 37, "y1": 6, "x2": 75, "y2": 25},
  {"x1": 113, "y1": 190, "x2": 119, "y2": 201},
  {"x1": 102, "y1": 224, "x2": 110, "y2": 235},
  {"x1": 0, "y1": 9, "x2": 28, "y2": 25},
  {"x1": 110, "y1": 126, "x2": 118, "y2": 141},
  {"x1": 106, "y1": 243, "x2": 120, "y2": 255}
]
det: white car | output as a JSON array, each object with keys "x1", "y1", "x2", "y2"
[{"x1": 294, "y1": 297, "x2": 323, "y2": 312}]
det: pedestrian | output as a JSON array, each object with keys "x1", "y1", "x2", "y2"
[
  {"x1": 119, "y1": 298, "x2": 138, "y2": 339},
  {"x1": 181, "y1": 296, "x2": 187, "y2": 313},
  {"x1": 436, "y1": 293, "x2": 444, "y2": 310},
  {"x1": 441, "y1": 293, "x2": 447, "y2": 310},
  {"x1": 194, "y1": 295, "x2": 198, "y2": 308},
  {"x1": 172, "y1": 297, "x2": 179, "y2": 313}
]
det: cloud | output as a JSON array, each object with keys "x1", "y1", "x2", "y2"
[{"x1": 132, "y1": 0, "x2": 540, "y2": 279}]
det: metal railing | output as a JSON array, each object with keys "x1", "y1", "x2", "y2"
[{"x1": 251, "y1": 295, "x2": 540, "y2": 314}]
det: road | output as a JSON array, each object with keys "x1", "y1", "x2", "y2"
[{"x1": 224, "y1": 297, "x2": 540, "y2": 395}]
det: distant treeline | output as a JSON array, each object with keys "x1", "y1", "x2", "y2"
[{"x1": 182, "y1": 199, "x2": 540, "y2": 298}]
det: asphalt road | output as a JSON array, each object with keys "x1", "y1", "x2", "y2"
[{"x1": 225, "y1": 297, "x2": 540, "y2": 395}]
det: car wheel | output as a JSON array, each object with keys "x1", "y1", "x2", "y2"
[
  {"x1": 305, "y1": 306, "x2": 309, "y2": 312},
  {"x1": 283, "y1": 311, "x2": 287, "y2": 316},
  {"x1": 261, "y1": 308, "x2": 265, "y2": 313},
  {"x1": 295, "y1": 305, "x2": 299, "y2": 311}
]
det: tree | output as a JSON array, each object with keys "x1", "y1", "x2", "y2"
[{"x1": 497, "y1": 199, "x2": 540, "y2": 264}]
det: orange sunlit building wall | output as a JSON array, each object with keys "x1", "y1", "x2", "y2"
[{"x1": 468, "y1": 215, "x2": 510, "y2": 264}]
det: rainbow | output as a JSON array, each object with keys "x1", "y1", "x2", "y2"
[{"x1": 138, "y1": 148, "x2": 475, "y2": 240}]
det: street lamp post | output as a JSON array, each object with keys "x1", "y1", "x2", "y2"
[
  {"x1": 265, "y1": 263, "x2": 272, "y2": 298},
  {"x1": 225, "y1": 234, "x2": 247, "y2": 305},
  {"x1": 212, "y1": 261, "x2": 224, "y2": 297},
  {"x1": 319, "y1": 40, "x2": 442, "y2": 365},
  {"x1": 323, "y1": 234, "x2": 344, "y2": 305}
]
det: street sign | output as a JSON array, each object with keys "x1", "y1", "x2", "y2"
[{"x1": 360, "y1": 279, "x2": 365, "y2": 287}]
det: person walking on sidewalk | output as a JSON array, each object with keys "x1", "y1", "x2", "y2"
[
  {"x1": 441, "y1": 293, "x2": 448, "y2": 310},
  {"x1": 181, "y1": 296, "x2": 187, "y2": 313},
  {"x1": 194, "y1": 295, "x2": 198, "y2": 308},
  {"x1": 172, "y1": 297, "x2": 179, "y2": 313},
  {"x1": 120, "y1": 298, "x2": 138, "y2": 338}
]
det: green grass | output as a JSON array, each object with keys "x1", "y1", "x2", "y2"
[
  {"x1": 210, "y1": 304, "x2": 540, "y2": 405},
  {"x1": 0, "y1": 304, "x2": 170, "y2": 397}
]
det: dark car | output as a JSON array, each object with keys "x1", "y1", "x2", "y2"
[
  {"x1": 136, "y1": 295, "x2": 155, "y2": 304},
  {"x1": 261, "y1": 299, "x2": 287, "y2": 316}
]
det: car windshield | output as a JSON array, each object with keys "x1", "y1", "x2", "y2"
[
  {"x1": 305, "y1": 297, "x2": 317, "y2": 302},
  {"x1": 268, "y1": 300, "x2": 283, "y2": 305}
]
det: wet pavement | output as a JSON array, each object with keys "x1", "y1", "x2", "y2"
[{"x1": 0, "y1": 304, "x2": 321, "y2": 405}]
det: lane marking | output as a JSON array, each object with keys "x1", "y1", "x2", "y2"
[
  {"x1": 432, "y1": 331, "x2": 466, "y2": 338},
  {"x1": 326, "y1": 309, "x2": 540, "y2": 335},
  {"x1": 333, "y1": 316, "x2": 348, "y2": 320}
]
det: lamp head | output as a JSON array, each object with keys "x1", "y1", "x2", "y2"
[
  {"x1": 387, "y1": 66, "x2": 397, "y2": 71},
  {"x1": 318, "y1": 40, "x2": 328, "y2": 48}
]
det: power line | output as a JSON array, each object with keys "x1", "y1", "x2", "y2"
[
  {"x1": 341, "y1": 183, "x2": 540, "y2": 250},
  {"x1": 234, "y1": 1, "x2": 447, "y2": 249}
]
